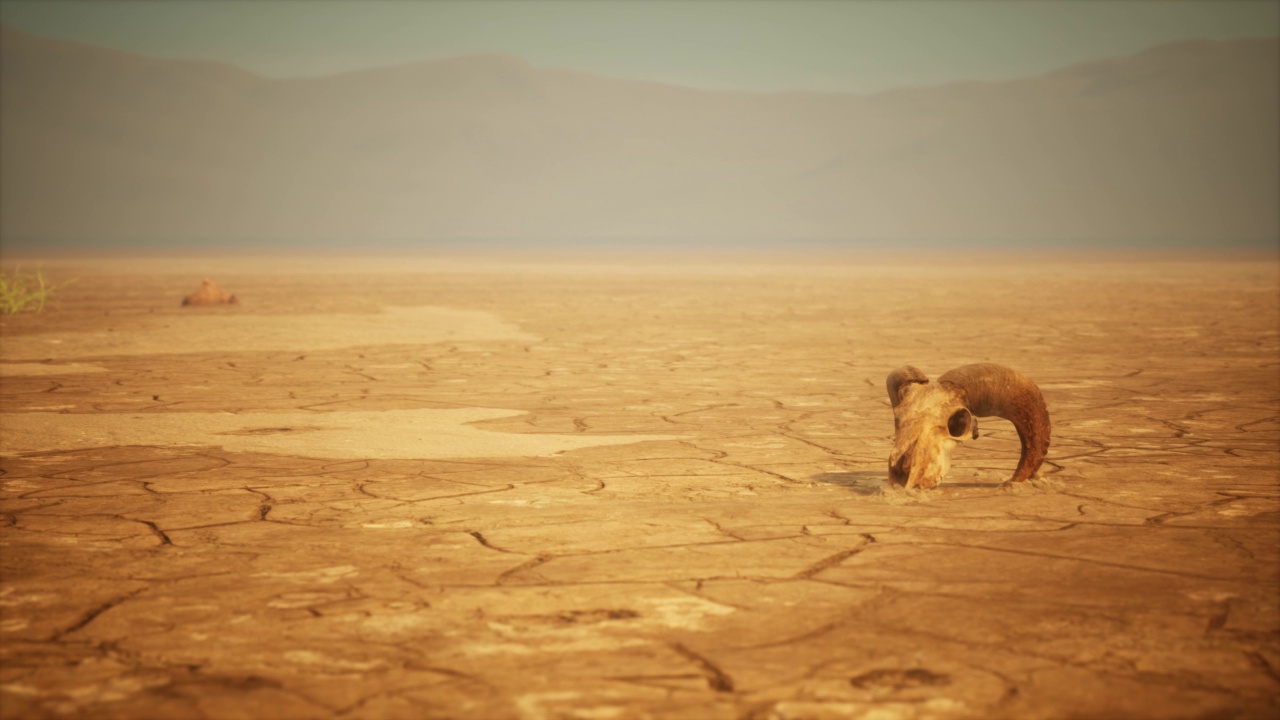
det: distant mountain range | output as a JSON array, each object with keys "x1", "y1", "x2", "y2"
[{"x1": 1, "y1": 24, "x2": 1276, "y2": 250}]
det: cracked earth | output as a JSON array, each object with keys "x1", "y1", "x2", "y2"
[{"x1": 0, "y1": 254, "x2": 1276, "y2": 720}]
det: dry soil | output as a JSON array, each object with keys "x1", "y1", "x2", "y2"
[{"x1": 0, "y1": 253, "x2": 1277, "y2": 720}]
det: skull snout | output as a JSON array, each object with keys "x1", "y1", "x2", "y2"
[
  {"x1": 889, "y1": 408, "x2": 973, "y2": 490},
  {"x1": 888, "y1": 444, "x2": 913, "y2": 487},
  {"x1": 888, "y1": 434, "x2": 944, "y2": 490}
]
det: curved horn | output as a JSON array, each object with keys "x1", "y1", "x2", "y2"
[
  {"x1": 938, "y1": 363, "x2": 1050, "y2": 482},
  {"x1": 886, "y1": 365, "x2": 929, "y2": 409}
]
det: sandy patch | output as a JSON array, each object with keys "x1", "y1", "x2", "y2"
[
  {"x1": 0, "y1": 363, "x2": 109, "y2": 376},
  {"x1": 0, "y1": 408, "x2": 680, "y2": 459},
  {"x1": 0, "y1": 306, "x2": 535, "y2": 360}
]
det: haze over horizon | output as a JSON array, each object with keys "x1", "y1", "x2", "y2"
[{"x1": 1, "y1": 1, "x2": 1277, "y2": 253}]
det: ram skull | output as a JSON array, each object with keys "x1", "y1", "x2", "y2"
[{"x1": 886, "y1": 363, "x2": 1051, "y2": 489}]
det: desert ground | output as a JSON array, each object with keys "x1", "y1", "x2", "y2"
[{"x1": 0, "y1": 252, "x2": 1276, "y2": 720}]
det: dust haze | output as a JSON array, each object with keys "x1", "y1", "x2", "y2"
[{"x1": 1, "y1": 24, "x2": 1277, "y2": 251}]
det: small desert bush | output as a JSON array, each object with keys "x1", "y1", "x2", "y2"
[{"x1": 0, "y1": 266, "x2": 75, "y2": 314}]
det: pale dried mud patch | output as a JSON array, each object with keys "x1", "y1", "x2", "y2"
[
  {"x1": 0, "y1": 408, "x2": 680, "y2": 459},
  {"x1": 0, "y1": 305, "x2": 534, "y2": 359}
]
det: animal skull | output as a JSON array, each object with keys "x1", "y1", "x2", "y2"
[{"x1": 886, "y1": 363, "x2": 1051, "y2": 489}]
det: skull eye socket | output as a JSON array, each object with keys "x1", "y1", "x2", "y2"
[{"x1": 947, "y1": 408, "x2": 972, "y2": 438}]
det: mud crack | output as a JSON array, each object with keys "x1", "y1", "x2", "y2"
[{"x1": 669, "y1": 642, "x2": 735, "y2": 693}]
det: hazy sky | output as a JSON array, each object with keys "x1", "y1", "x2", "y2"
[{"x1": 1, "y1": 0, "x2": 1277, "y2": 93}]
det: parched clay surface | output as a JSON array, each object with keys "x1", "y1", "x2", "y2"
[{"x1": 0, "y1": 255, "x2": 1277, "y2": 720}]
